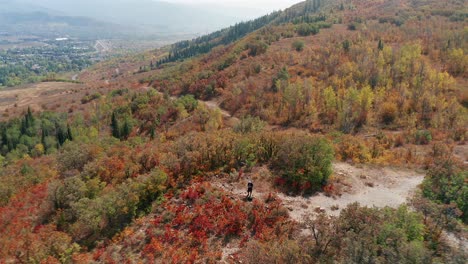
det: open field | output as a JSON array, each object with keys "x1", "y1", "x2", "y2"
[{"x1": 0, "y1": 82, "x2": 87, "y2": 120}]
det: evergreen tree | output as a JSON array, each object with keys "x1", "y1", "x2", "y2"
[
  {"x1": 67, "y1": 124, "x2": 73, "y2": 141},
  {"x1": 26, "y1": 107, "x2": 33, "y2": 124},
  {"x1": 343, "y1": 40, "x2": 351, "y2": 52},
  {"x1": 111, "y1": 112, "x2": 120, "y2": 139},
  {"x1": 149, "y1": 125, "x2": 156, "y2": 140},
  {"x1": 20, "y1": 107, "x2": 35, "y2": 136},
  {"x1": 56, "y1": 125, "x2": 67, "y2": 146},
  {"x1": 1, "y1": 127, "x2": 7, "y2": 147},
  {"x1": 41, "y1": 128, "x2": 47, "y2": 151},
  {"x1": 378, "y1": 39, "x2": 384, "y2": 51},
  {"x1": 20, "y1": 118, "x2": 27, "y2": 135},
  {"x1": 122, "y1": 119, "x2": 131, "y2": 140}
]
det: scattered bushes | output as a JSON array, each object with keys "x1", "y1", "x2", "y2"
[
  {"x1": 165, "y1": 131, "x2": 333, "y2": 194},
  {"x1": 217, "y1": 54, "x2": 237, "y2": 71},
  {"x1": 57, "y1": 141, "x2": 99, "y2": 175},
  {"x1": 446, "y1": 48, "x2": 467, "y2": 76},
  {"x1": 50, "y1": 169, "x2": 167, "y2": 247},
  {"x1": 422, "y1": 159, "x2": 467, "y2": 224},
  {"x1": 296, "y1": 23, "x2": 320, "y2": 36},
  {"x1": 272, "y1": 134, "x2": 334, "y2": 193},
  {"x1": 240, "y1": 203, "x2": 456, "y2": 264},
  {"x1": 234, "y1": 115, "x2": 266, "y2": 134},
  {"x1": 378, "y1": 17, "x2": 405, "y2": 26},
  {"x1": 80, "y1": 93, "x2": 101, "y2": 104},
  {"x1": 246, "y1": 40, "x2": 268, "y2": 57},
  {"x1": 109, "y1": 88, "x2": 129, "y2": 97},
  {"x1": 90, "y1": 183, "x2": 292, "y2": 263}
]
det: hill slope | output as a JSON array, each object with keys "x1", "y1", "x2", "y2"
[{"x1": 83, "y1": 0, "x2": 467, "y2": 134}]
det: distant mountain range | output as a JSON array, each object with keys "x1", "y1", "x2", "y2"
[
  {"x1": 0, "y1": 11, "x2": 126, "y2": 39},
  {"x1": 0, "y1": 0, "x2": 265, "y2": 39}
]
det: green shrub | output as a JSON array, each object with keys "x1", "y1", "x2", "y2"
[
  {"x1": 177, "y1": 95, "x2": 198, "y2": 112},
  {"x1": 292, "y1": 40, "x2": 305, "y2": 52},
  {"x1": 296, "y1": 23, "x2": 319, "y2": 36},
  {"x1": 342, "y1": 40, "x2": 351, "y2": 52},
  {"x1": 414, "y1": 130, "x2": 432, "y2": 145},
  {"x1": 272, "y1": 134, "x2": 334, "y2": 193},
  {"x1": 109, "y1": 88, "x2": 129, "y2": 97},
  {"x1": 253, "y1": 64, "x2": 262, "y2": 74},
  {"x1": 347, "y1": 23, "x2": 357, "y2": 30},
  {"x1": 81, "y1": 93, "x2": 101, "y2": 104},
  {"x1": 234, "y1": 116, "x2": 266, "y2": 134},
  {"x1": 282, "y1": 31, "x2": 295, "y2": 38},
  {"x1": 246, "y1": 40, "x2": 268, "y2": 57},
  {"x1": 422, "y1": 160, "x2": 468, "y2": 224},
  {"x1": 217, "y1": 54, "x2": 237, "y2": 71}
]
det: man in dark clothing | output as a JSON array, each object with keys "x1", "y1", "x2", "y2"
[{"x1": 247, "y1": 180, "x2": 253, "y2": 199}]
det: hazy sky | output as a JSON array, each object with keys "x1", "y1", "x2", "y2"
[{"x1": 164, "y1": 0, "x2": 304, "y2": 12}]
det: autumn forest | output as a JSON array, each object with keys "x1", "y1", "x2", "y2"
[{"x1": 0, "y1": 0, "x2": 467, "y2": 263}]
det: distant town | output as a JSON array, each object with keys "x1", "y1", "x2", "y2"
[{"x1": 0, "y1": 35, "x2": 110, "y2": 87}]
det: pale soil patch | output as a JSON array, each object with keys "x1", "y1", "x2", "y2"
[
  {"x1": 204, "y1": 100, "x2": 231, "y2": 118},
  {"x1": 280, "y1": 165, "x2": 425, "y2": 224},
  {"x1": 220, "y1": 243, "x2": 241, "y2": 264},
  {"x1": 453, "y1": 144, "x2": 468, "y2": 165},
  {"x1": 443, "y1": 230, "x2": 468, "y2": 253}
]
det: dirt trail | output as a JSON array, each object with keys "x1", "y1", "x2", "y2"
[
  {"x1": 140, "y1": 87, "x2": 236, "y2": 123},
  {"x1": 203, "y1": 100, "x2": 230, "y2": 118},
  {"x1": 203, "y1": 99, "x2": 241, "y2": 127}
]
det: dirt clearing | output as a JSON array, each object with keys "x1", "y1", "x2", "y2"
[
  {"x1": 279, "y1": 163, "x2": 425, "y2": 220},
  {"x1": 215, "y1": 162, "x2": 425, "y2": 222}
]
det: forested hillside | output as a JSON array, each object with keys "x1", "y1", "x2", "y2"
[{"x1": 0, "y1": 0, "x2": 466, "y2": 263}]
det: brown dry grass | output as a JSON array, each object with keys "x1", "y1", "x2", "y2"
[{"x1": 0, "y1": 82, "x2": 87, "y2": 120}]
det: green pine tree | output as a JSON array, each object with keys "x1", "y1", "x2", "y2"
[
  {"x1": 378, "y1": 39, "x2": 384, "y2": 51},
  {"x1": 122, "y1": 119, "x2": 131, "y2": 140},
  {"x1": 67, "y1": 124, "x2": 73, "y2": 141},
  {"x1": 111, "y1": 112, "x2": 120, "y2": 139}
]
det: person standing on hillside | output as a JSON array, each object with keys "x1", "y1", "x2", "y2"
[{"x1": 247, "y1": 180, "x2": 253, "y2": 199}]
